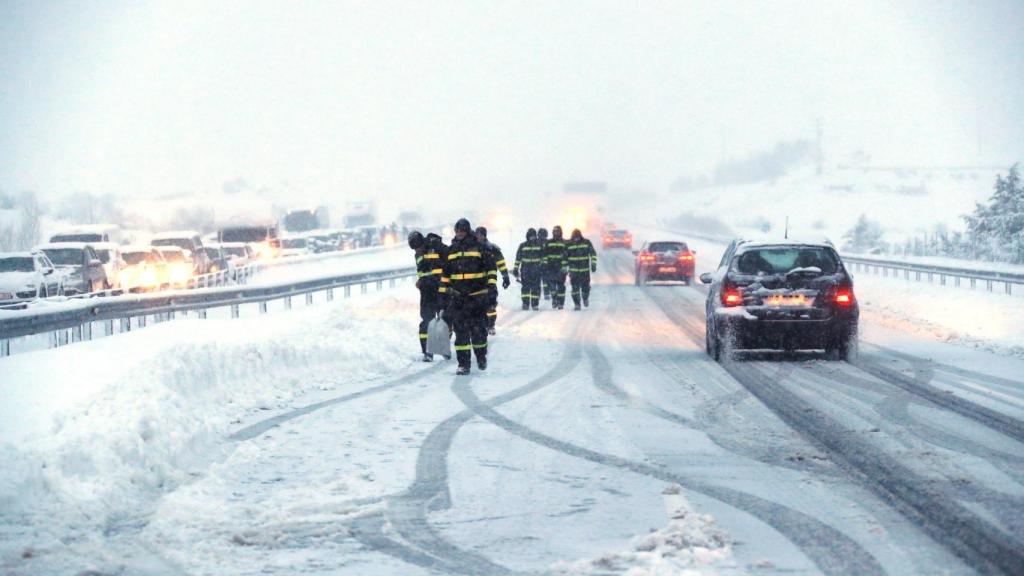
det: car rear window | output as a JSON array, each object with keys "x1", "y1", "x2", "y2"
[
  {"x1": 42, "y1": 248, "x2": 82, "y2": 266},
  {"x1": 732, "y1": 247, "x2": 838, "y2": 275},
  {"x1": 648, "y1": 242, "x2": 688, "y2": 253},
  {"x1": 611, "y1": 230, "x2": 629, "y2": 237},
  {"x1": 0, "y1": 257, "x2": 34, "y2": 272},
  {"x1": 151, "y1": 238, "x2": 193, "y2": 251}
]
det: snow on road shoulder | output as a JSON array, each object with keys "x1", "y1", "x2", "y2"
[
  {"x1": 552, "y1": 485, "x2": 737, "y2": 576},
  {"x1": 0, "y1": 289, "x2": 423, "y2": 574}
]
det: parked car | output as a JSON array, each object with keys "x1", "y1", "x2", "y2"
[
  {"x1": 36, "y1": 242, "x2": 108, "y2": 294},
  {"x1": 216, "y1": 242, "x2": 255, "y2": 267},
  {"x1": 48, "y1": 224, "x2": 122, "y2": 245},
  {"x1": 120, "y1": 246, "x2": 169, "y2": 292},
  {"x1": 700, "y1": 238, "x2": 859, "y2": 360},
  {"x1": 151, "y1": 230, "x2": 209, "y2": 274},
  {"x1": 278, "y1": 237, "x2": 311, "y2": 258},
  {"x1": 153, "y1": 246, "x2": 194, "y2": 286},
  {"x1": 602, "y1": 229, "x2": 633, "y2": 249},
  {"x1": 0, "y1": 251, "x2": 63, "y2": 303},
  {"x1": 89, "y1": 242, "x2": 127, "y2": 289},
  {"x1": 634, "y1": 241, "x2": 696, "y2": 285}
]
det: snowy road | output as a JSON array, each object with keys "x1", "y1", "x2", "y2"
[
  {"x1": 129, "y1": 251, "x2": 1024, "y2": 575},
  {"x1": 4, "y1": 249, "x2": 1024, "y2": 575}
]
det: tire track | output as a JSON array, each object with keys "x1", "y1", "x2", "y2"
[
  {"x1": 372, "y1": 313, "x2": 592, "y2": 575},
  {"x1": 450, "y1": 374, "x2": 884, "y2": 575}
]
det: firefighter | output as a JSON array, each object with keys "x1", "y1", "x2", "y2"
[
  {"x1": 440, "y1": 218, "x2": 497, "y2": 375},
  {"x1": 567, "y1": 228, "x2": 597, "y2": 310},
  {"x1": 537, "y1": 227, "x2": 550, "y2": 300},
  {"x1": 544, "y1": 225, "x2": 569, "y2": 309},
  {"x1": 513, "y1": 228, "x2": 543, "y2": 310},
  {"x1": 409, "y1": 231, "x2": 447, "y2": 361},
  {"x1": 475, "y1": 226, "x2": 511, "y2": 335}
]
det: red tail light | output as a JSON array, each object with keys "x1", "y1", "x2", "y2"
[
  {"x1": 639, "y1": 252, "x2": 655, "y2": 262},
  {"x1": 722, "y1": 288, "x2": 742, "y2": 307},
  {"x1": 834, "y1": 289, "x2": 854, "y2": 305},
  {"x1": 678, "y1": 252, "x2": 694, "y2": 262}
]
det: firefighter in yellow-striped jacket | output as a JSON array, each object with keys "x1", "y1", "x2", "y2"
[
  {"x1": 440, "y1": 219, "x2": 497, "y2": 375},
  {"x1": 513, "y1": 228, "x2": 543, "y2": 310},
  {"x1": 475, "y1": 226, "x2": 511, "y2": 335},
  {"x1": 409, "y1": 231, "x2": 447, "y2": 361},
  {"x1": 543, "y1": 225, "x2": 570, "y2": 309},
  {"x1": 567, "y1": 228, "x2": 597, "y2": 310}
]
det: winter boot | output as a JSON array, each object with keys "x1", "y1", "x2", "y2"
[
  {"x1": 522, "y1": 302, "x2": 530, "y2": 310},
  {"x1": 423, "y1": 353, "x2": 434, "y2": 362},
  {"x1": 574, "y1": 303, "x2": 581, "y2": 311},
  {"x1": 583, "y1": 297, "x2": 589, "y2": 307},
  {"x1": 456, "y1": 365, "x2": 470, "y2": 376},
  {"x1": 488, "y1": 327, "x2": 496, "y2": 336},
  {"x1": 477, "y1": 357, "x2": 487, "y2": 371}
]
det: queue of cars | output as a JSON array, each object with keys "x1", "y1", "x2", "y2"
[{"x1": 621, "y1": 232, "x2": 859, "y2": 361}]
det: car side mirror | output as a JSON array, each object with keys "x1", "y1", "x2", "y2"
[
  {"x1": 699, "y1": 272, "x2": 713, "y2": 284},
  {"x1": 44, "y1": 268, "x2": 54, "y2": 275},
  {"x1": 89, "y1": 259, "x2": 102, "y2": 267}
]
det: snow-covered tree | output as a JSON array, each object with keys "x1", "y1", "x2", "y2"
[
  {"x1": 842, "y1": 214, "x2": 886, "y2": 254},
  {"x1": 964, "y1": 164, "x2": 1024, "y2": 263}
]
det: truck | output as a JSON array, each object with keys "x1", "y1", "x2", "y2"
[
  {"x1": 280, "y1": 206, "x2": 330, "y2": 233},
  {"x1": 343, "y1": 201, "x2": 376, "y2": 228}
]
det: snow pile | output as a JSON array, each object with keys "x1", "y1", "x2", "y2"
[
  {"x1": 0, "y1": 293, "x2": 420, "y2": 574},
  {"x1": 552, "y1": 485, "x2": 737, "y2": 576}
]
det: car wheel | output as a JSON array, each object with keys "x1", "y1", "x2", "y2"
[{"x1": 705, "y1": 315, "x2": 719, "y2": 359}]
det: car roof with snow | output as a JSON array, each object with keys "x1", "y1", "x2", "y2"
[
  {"x1": 0, "y1": 251, "x2": 39, "y2": 258},
  {"x1": 734, "y1": 237, "x2": 836, "y2": 251},
  {"x1": 153, "y1": 245, "x2": 186, "y2": 253},
  {"x1": 88, "y1": 242, "x2": 121, "y2": 250},
  {"x1": 35, "y1": 242, "x2": 92, "y2": 250},
  {"x1": 121, "y1": 244, "x2": 157, "y2": 254},
  {"x1": 51, "y1": 224, "x2": 119, "y2": 234},
  {"x1": 151, "y1": 230, "x2": 200, "y2": 239}
]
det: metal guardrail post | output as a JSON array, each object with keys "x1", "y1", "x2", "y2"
[
  {"x1": 198, "y1": 309, "x2": 207, "y2": 319},
  {"x1": 376, "y1": 280, "x2": 383, "y2": 291},
  {"x1": 940, "y1": 274, "x2": 946, "y2": 286},
  {"x1": 987, "y1": 280, "x2": 993, "y2": 292},
  {"x1": 306, "y1": 292, "x2": 313, "y2": 306},
  {"x1": 389, "y1": 278, "x2": 396, "y2": 288},
  {"x1": 230, "y1": 304, "x2": 239, "y2": 318},
  {"x1": 72, "y1": 325, "x2": 83, "y2": 343},
  {"x1": 345, "y1": 285, "x2": 351, "y2": 297},
  {"x1": 120, "y1": 318, "x2": 130, "y2": 332},
  {"x1": 84, "y1": 321, "x2": 92, "y2": 341},
  {"x1": 360, "y1": 283, "x2": 367, "y2": 294},
  {"x1": 259, "y1": 301, "x2": 268, "y2": 314},
  {"x1": 327, "y1": 288, "x2": 334, "y2": 301},
  {"x1": 1007, "y1": 282, "x2": 1013, "y2": 296},
  {"x1": 284, "y1": 296, "x2": 292, "y2": 310},
  {"x1": 1, "y1": 339, "x2": 9, "y2": 357}
]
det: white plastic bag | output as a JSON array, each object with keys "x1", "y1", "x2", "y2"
[{"x1": 426, "y1": 317, "x2": 452, "y2": 359}]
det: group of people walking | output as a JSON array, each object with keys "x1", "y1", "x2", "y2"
[{"x1": 408, "y1": 217, "x2": 597, "y2": 375}]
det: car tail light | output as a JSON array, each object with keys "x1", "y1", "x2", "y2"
[
  {"x1": 639, "y1": 252, "x2": 655, "y2": 262},
  {"x1": 678, "y1": 252, "x2": 694, "y2": 262},
  {"x1": 834, "y1": 288, "x2": 854, "y2": 305},
  {"x1": 721, "y1": 286, "x2": 743, "y2": 307}
]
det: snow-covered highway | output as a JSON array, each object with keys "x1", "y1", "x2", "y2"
[{"x1": 3, "y1": 249, "x2": 1024, "y2": 575}]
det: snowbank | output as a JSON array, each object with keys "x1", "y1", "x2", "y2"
[
  {"x1": 0, "y1": 291, "x2": 423, "y2": 574},
  {"x1": 551, "y1": 485, "x2": 737, "y2": 576}
]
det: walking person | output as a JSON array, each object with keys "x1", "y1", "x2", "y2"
[
  {"x1": 543, "y1": 225, "x2": 569, "y2": 309},
  {"x1": 440, "y1": 218, "x2": 497, "y2": 375},
  {"x1": 409, "y1": 231, "x2": 447, "y2": 361},
  {"x1": 475, "y1": 226, "x2": 511, "y2": 335},
  {"x1": 566, "y1": 228, "x2": 597, "y2": 310},
  {"x1": 513, "y1": 228, "x2": 543, "y2": 310}
]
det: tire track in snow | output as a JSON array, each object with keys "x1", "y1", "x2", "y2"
[
  {"x1": 372, "y1": 311, "x2": 593, "y2": 575},
  {"x1": 450, "y1": 372, "x2": 885, "y2": 575}
]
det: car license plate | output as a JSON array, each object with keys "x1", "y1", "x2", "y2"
[
  {"x1": 658, "y1": 266, "x2": 676, "y2": 273},
  {"x1": 0, "y1": 292, "x2": 12, "y2": 300},
  {"x1": 763, "y1": 294, "x2": 812, "y2": 307}
]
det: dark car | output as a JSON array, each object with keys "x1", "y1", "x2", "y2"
[
  {"x1": 36, "y1": 242, "x2": 109, "y2": 295},
  {"x1": 700, "y1": 239, "x2": 858, "y2": 360},
  {"x1": 602, "y1": 229, "x2": 633, "y2": 249},
  {"x1": 635, "y1": 241, "x2": 696, "y2": 285}
]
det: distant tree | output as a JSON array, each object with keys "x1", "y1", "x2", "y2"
[
  {"x1": 842, "y1": 214, "x2": 886, "y2": 254},
  {"x1": 15, "y1": 191, "x2": 41, "y2": 250}
]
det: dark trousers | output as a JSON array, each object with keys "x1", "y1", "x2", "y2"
[
  {"x1": 452, "y1": 296, "x2": 488, "y2": 367},
  {"x1": 520, "y1": 268, "x2": 541, "y2": 308},
  {"x1": 419, "y1": 291, "x2": 442, "y2": 354},
  {"x1": 548, "y1": 268, "x2": 566, "y2": 307},
  {"x1": 570, "y1": 272, "x2": 591, "y2": 305}
]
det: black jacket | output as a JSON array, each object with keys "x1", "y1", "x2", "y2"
[
  {"x1": 416, "y1": 233, "x2": 447, "y2": 295},
  {"x1": 514, "y1": 239, "x2": 544, "y2": 275},
  {"x1": 441, "y1": 233, "x2": 497, "y2": 301}
]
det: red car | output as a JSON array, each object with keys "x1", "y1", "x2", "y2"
[
  {"x1": 635, "y1": 241, "x2": 695, "y2": 285},
  {"x1": 602, "y1": 229, "x2": 633, "y2": 249}
]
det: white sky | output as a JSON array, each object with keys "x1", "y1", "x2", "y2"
[{"x1": 1, "y1": 0, "x2": 1021, "y2": 204}]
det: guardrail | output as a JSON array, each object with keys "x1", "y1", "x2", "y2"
[
  {"x1": 0, "y1": 265, "x2": 416, "y2": 357},
  {"x1": 842, "y1": 255, "x2": 1024, "y2": 295},
  {"x1": 649, "y1": 223, "x2": 1024, "y2": 296}
]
